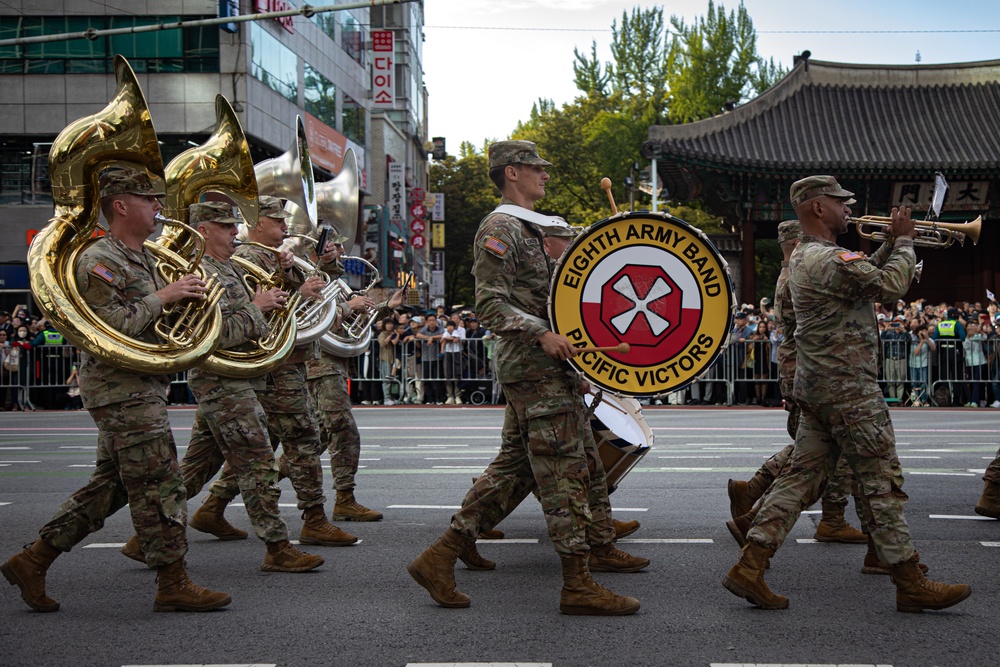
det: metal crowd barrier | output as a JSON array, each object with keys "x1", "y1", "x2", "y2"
[{"x1": 4, "y1": 338, "x2": 999, "y2": 409}]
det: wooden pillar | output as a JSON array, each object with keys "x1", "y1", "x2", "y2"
[{"x1": 741, "y1": 221, "x2": 755, "y2": 305}]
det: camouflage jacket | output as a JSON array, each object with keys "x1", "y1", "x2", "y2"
[
  {"x1": 773, "y1": 262, "x2": 796, "y2": 397},
  {"x1": 187, "y1": 254, "x2": 270, "y2": 401},
  {"x1": 75, "y1": 232, "x2": 170, "y2": 409},
  {"x1": 790, "y1": 235, "x2": 915, "y2": 403},
  {"x1": 473, "y1": 196, "x2": 564, "y2": 383}
]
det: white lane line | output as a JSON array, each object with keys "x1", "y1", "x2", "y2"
[
  {"x1": 406, "y1": 663, "x2": 551, "y2": 667},
  {"x1": 929, "y1": 514, "x2": 996, "y2": 521},
  {"x1": 0, "y1": 446, "x2": 30, "y2": 450},
  {"x1": 433, "y1": 465, "x2": 488, "y2": 469},
  {"x1": 702, "y1": 447, "x2": 752, "y2": 451},
  {"x1": 909, "y1": 471, "x2": 975, "y2": 476},
  {"x1": 711, "y1": 664, "x2": 892, "y2": 667},
  {"x1": 478, "y1": 539, "x2": 539, "y2": 544},
  {"x1": 898, "y1": 456, "x2": 941, "y2": 459},
  {"x1": 124, "y1": 664, "x2": 278, "y2": 667},
  {"x1": 360, "y1": 458, "x2": 381, "y2": 461},
  {"x1": 618, "y1": 538, "x2": 713, "y2": 544},
  {"x1": 389, "y1": 504, "x2": 461, "y2": 510},
  {"x1": 657, "y1": 456, "x2": 722, "y2": 459},
  {"x1": 0, "y1": 464, "x2": 9, "y2": 467},
  {"x1": 983, "y1": 542, "x2": 1000, "y2": 547},
  {"x1": 659, "y1": 467, "x2": 715, "y2": 471},
  {"x1": 0, "y1": 502, "x2": 11, "y2": 506},
  {"x1": 910, "y1": 449, "x2": 958, "y2": 452},
  {"x1": 424, "y1": 457, "x2": 494, "y2": 461},
  {"x1": 0, "y1": 460, "x2": 40, "y2": 463},
  {"x1": 232, "y1": 503, "x2": 301, "y2": 507},
  {"x1": 613, "y1": 507, "x2": 648, "y2": 512},
  {"x1": 59, "y1": 446, "x2": 96, "y2": 450},
  {"x1": 68, "y1": 464, "x2": 94, "y2": 468},
  {"x1": 795, "y1": 538, "x2": 819, "y2": 544},
  {"x1": 83, "y1": 543, "x2": 126, "y2": 549},
  {"x1": 417, "y1": 444, "x2": 469, "y2": 448},
  {"x1": 968, "y1": 469, "x2": 987, "y2": 474},
  {"x1": 802, "y1": 510, "x2": 820, "y2": 514}
]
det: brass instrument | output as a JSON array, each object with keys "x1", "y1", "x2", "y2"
[
  {"x1": 27, "y1": 55, "x2": 222, "y2": 374},
  {"x1": 319, "y1": 254, "x2": 382, "y2": 357},
  {"x1": 254, "y1": 115, "x2": 317, "y2": 226},
  {"x1": 849, "y1": 215, "x2": 981, "y2": 248}
]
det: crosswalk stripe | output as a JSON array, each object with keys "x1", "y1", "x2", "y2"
[{"x1": 929, "y1": 514, "x2": 995, "y2": 520}]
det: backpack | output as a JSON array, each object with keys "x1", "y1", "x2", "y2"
[{"x1": 3, "y1": 346, "x2": 20, "y2": 372}]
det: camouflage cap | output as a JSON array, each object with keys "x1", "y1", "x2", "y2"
[
  {"x1": 542, "y1": 220, "x2": 580, "y2": 238},
  {"x1": 98, "y1": 167, "x2": 165, "y2": 198},
  {"x1": 189, "y1": 201, "x2": 243, "y2": 225},
  {"x1": 777, "y1": 219, "x2": 802, "y2": 244},
  {"x1": 317, "y1": 221, "x2": 349, "y2": 244},
  {"x1": 259, "y1": 195, "x2": 292, "y2": 220},
  {"x1": 488, "y1": 140, "x2": 552, "y2": 170},
  {"x1": 790, "y1": 175, "x2": 855, "y2": 207}
]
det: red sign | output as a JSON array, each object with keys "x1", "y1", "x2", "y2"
[
  {"x1": 411, "y1": 234, "x2": 426, "y2": 249},
  {"x1": 408, "y1": 187, "x2": 425, "y2": 203},
  {"x1": 410, "y1": 203, "x2": 426, "y2": 219},
  {"x1": 410, "y1": 219, "x2": 426, "y2": 234},
  {"x1": 372, "y1": 30, "x2": 394, "y2": 108},
  {"x1": 254, "y1": 0, "x2": 294, "y2": 33}
]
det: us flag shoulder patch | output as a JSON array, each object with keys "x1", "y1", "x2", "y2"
[
  {"x1": 483, "y1": 236, "x2": 509, "y2": 257},
  {"x1": 92, "y1": 263, "x2": 116, "y2": 284},
  {"x1": 839, "y1": 251, "x2": 864, "y2": 262}
]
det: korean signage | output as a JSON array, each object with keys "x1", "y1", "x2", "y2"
[
  {"x1": 892, "y1": 180, "x2": 989, "y2": 212},
  {"x1": 219, "y1": 0, "x2": 239, "y2": 33},
  {"x1": 429, "y1": 193, "x2": 445, "y2": 221},
  {"x1": 254, "y1": 0, "x2": 295, "y2": 33},
  {"x1": 388, "y1": 162, "x2": 405, "y2": 223},
  {"x1": 304, "y1": 113, "x2": 348, "y2": 174},
  {"x1": 372, "y1": 30, "x2": 394, "y2": 108},
  {"x1": 431, "y1": 223, "x2": 445, "y2": 249},
  {"x1": 411, "y1": 234, "x2": 426, "y2": 249}
]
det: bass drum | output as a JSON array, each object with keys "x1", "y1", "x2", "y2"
[
  {"x1": 583, "y1": 388, "x2": 652, "y2": 493},
  {"x1": 549, "y1": 211, "x2": 735, "y2": 397}
]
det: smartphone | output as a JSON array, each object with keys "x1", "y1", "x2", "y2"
[{"x1": 316, "y1": 226, "x2": 331, "y2": 257}]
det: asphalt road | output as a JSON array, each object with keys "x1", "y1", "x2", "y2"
[{"x1": 0, "y1": 405, "x2": 996, "y2": 667}]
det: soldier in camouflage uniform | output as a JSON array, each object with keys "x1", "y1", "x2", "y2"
[
  {"x1": 723, "y1": 175, "x2": 972, "y2": 613},
  {"x1": 177, "y1": 197, "x2": 360, "y2": 548},
  {"x1": 173, "y1": 201, "x2": 323, "y2": 573},
  {"x1": 407, "y1": 140, "x2": 644, "y2": 616},
  {"x1": 726, "y1": 219, "x2": 867, "y2": 546},
  {"x1": 306, "y1": 230, "x2": 404, "y2": 523},
  {"x1": 2, "y1": 168, "x2": 230, "y2": 613}
]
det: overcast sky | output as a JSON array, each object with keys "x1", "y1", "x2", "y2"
[{"x1": 423, "y1": 0, "x2": 1000, "y2": 152}]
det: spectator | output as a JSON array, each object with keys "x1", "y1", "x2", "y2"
[
  {"x1": 908, "y1": 321, "x2": 934, "y2": 407},
  {"x1": 0, "y1": 311, "x2": 12, "y2": 339},
  {"x1": 63, "y1": 364, "x2": 82, "y2": 410},
  {"x1": 441, "y1": 320, "x2": 465, "y2": 404},
  {"x1": 881, "y1": 317, "x2": 910, "y2": 402},
  {"x1": 985, "y1": 320, "x2": 1000, "y2": 408},
  {"x1": 417, "y1": 314, "x2": 445, "y2": 404},
  {"x1": 768, "y1": 321, "x2": 784, "y2": 406},
  {"x1": 730, "y1": 311, "x2": 755, "y2": 404},
  {"x1": 964, "y1": 322, "x2": 987, "y2": 407},
  {"x1": 395, "y1": 312, "x2": 419, "y2": 404},
  {"x1": 746, "y1": 321, "x2": 770, "y2": 405},
  {"x1": 9, "y1": 325, "x2": 31, "y2": 410},
  {"x1": 932, "y1": 307, "x2": 967, "y2": 405},
  {"x1": 464, "y1": 317, "x2": 488, "y2": 379},
  {"x1": 378, "y1": 318, "x2": 399, "y2": 405},
  {"x1": 0, "y1": 329, "x2": 12, "y2": 410}
]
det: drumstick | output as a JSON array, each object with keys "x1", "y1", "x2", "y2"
[
  {"x1": 577, "y1": 343, "x2": 630, "y2": 354},
  {"x1": 600, "y1": 178, "x2": 618, "y2": 215}
]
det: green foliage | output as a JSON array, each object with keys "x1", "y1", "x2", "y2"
[{"x1": 754, "y1": 238, "x2": 782, "y2": 303}]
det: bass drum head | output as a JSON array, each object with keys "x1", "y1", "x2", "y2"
[{"x1": 549, "y1": 212, "x2": 735, "y2": 397}]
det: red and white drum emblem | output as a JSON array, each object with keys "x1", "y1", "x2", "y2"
[{"x1": 550, "y1": 212, "x2": 734, "y2": 396}]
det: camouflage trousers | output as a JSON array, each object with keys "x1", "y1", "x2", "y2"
[
  {"x1": 985, "y1": 447, "x2": 1000, "y2": 484},
  {"x1": 308, "y1": 371, "x2": 361, "y2": 491},
  {"x1": 40, "y1": 397, "x2": 186, "y2": 568},
  {"x1": 208, "y1": 364, "x2": 326, "y2": 511},
  {"x1": 179, "y1": 388, "x2": 288, "y2": 543},
  {"x1": 451, "y1": 373, "x2": 611, "y2": 555},
  {"x1": 748, "y1": 393, "x2": 914, "y2": 566}
]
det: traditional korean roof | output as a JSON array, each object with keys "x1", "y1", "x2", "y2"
[{"x1": 643, "y1": 56, "x2": 1000, "y2": 177}]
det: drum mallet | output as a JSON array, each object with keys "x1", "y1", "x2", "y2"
[
  {"x1": 600, "y1": 178, "x2": 618, "y2": 215},
  {"x1": 576, "y1": 343, "x2": 630, "y2": 354}
]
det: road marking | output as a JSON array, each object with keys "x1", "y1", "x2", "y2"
[
  {"x1": 909, "y1": 471, "x2": 975, "y2": 476},
  {"x1": 360, "y1": 458, "x2": 381, "y2": 461},
  {"x1": 0, "y1": 464, "x2": 8, "y2": 467},
  {"x1": 232, "y1": 503, "x2": 301, "y2": 507},
  {"x1": 910, "y1": 448, "x2": 957, "y2": 452},
  {"x1": 433, "y1": 465, "x2": 488, "y2": 469},
  {"x1": 0, "y1": 446, "x2": 30, "y2": 450},
  {"x1": 424, "y1": 457, "x2": 494, "y2": 460},
  {"x1": 389, "y1": 504, "x2": 461, "y2": 510},
  {"x1": 659, "y1": 467, "x2": 715, "y2": 471},
  {"x1": 123, "y1": 664, "x2": 278, "y2": 667},
  {"x1": 613, "y1": 507, "x2": 648, "y2": 512},
  {"x1": 983, "y1": 542, "x2": 1000, "y2": 547},
  {"x1": 68, "y1": 464, "x2": 94, "y2": 468},
  {"x1": 711, "y1": 664, "x2": 892, "y2": 667},
  {"x1": 968, "y1": 469, "x2": 987, "y2": 474},
  {"x1": 59, "y1": 446, "x2": 96, "y2": 450},
  {"x1": 701, "y1": 447, "x2": 752, "y2": 451},
  {"x1": 657, "y1": 456, "x2": 722, "y2": 459},
  {"x1": 898, "y1": 456, "x2": 941, "y2": 459},
  {"x1": 929, "y1": 514, "x2": 996, "y2": 521},
  {"x1": 417, "y1": 444, "x2": 470, "y2": 448},
  {"x1": 801, "y1": 510, "x2": 820, "y2": 514},
  {"x1": 0, "y1": 502, "x2": 11, "y2": 506},
  {"x1": 83, "y1": 543, "x2": 125, "y2": 549},
  {"x1": 478, "y1": 539, "x2": 539, "y2": 544},
  {"x1": 406, "y1": 663, "x2": 551, "y2": 667},
  {"x1": 0, "y1": 460, "x2": 40, "y2": 463},
  {"x1": 618, "y1": 538, "x2": 713, "y2": 544},
  {"x1": 795, "y1": 538, "x2": 819, "y2": 544}
]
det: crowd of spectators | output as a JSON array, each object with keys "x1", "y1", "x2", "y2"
[{"x1": 0, "y1": 305, "x2": 82, "y2": 411}]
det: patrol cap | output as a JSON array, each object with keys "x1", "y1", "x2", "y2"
[
  {"x1": 317, "y1": 221, "x2": 349, "y2": 244},
  {"x1": 777, "y1": 219, "x2": 802, "y2": 244},
  {"x1": 488, "y1": 140, "x2": 552, "y2": 170},
  {"x1": 99, "y1": 167, "x2": 166, "y2": 198},
  {"x1": 189, "y1": 201, "x2": 243, "y2": 225},
  {"x1": 259, "y1": 195, "x2": 291, "y2": 220},
  {"x1": 790, "y1": 175, "x2": 855, "y2": 207}
]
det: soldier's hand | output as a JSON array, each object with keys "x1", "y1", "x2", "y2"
[
  {"x1": 346, "y1": 295, "x2": 375, "y2": 313},
  {"x1": 387, "y1": 285, "x2": 407, "y2": 309},
  {"x1": 157, "y1": 274, "x2": 207, "y2": 305},
  {"x1": 578, "y1": 380, "x2": 591, "y2": 395},
  {"x1": 890, "y1": 206, "x2": 916, "y2": 241},
  {"x1": 538, "y1": 331, "x2": 576, "y2": 361},
  {"x1": 319, "y1": 241, "x2": 342, "y2": 264},
  {"x1": 277, "y1": 249, "x2": 295, "y2": 270},
  {"x1": 253, "y1": 286, "x2": 289, "y2": 313},
  {"x1": 300, "y1": 275, "x2": 326, "y2": 300}
]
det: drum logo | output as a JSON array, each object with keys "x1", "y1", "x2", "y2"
[{"x1": 550, "y1": 214, "x2": 733, "y2": 396}]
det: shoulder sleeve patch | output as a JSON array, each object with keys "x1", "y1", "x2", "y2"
[
  {"x1": 483, "y1": 236, "x2": 509, "y2": 257},
  {"x1": 91, "y1": 263, "x2": 117, "y2": 285},
  {"x1": 839, "y1": 251, "x2": 864, "y2": 262}
]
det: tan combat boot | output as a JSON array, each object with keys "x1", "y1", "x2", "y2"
[
  {"x1": 891, "y1": 557, "x2": 971, "y2": 613},
  {"x1": 813, "y1": 499, "x2": 867, "y2": 543},
  {"x1": 189, "y1": 494, "x2": 247, "y2": 540},
  {"x1": 261, "y1": 540, "x2": 324, "y2": 573},
  {"x1": 1, "y1": 539, "x2": 61, "y2": 612},
  {"x1": 299, "y1": 506, "x2": 358, "y2": 546},
  {"x1": 559, "y1": 553, "x2": 640, "y2": 616},
  {"x1": 153, "y1": 558, "x2": 231, "y2": 612},
  {"x1": 727, "y1": 470, "x2": 772, "y2": 520},
  {"x1": 332, "y1": 489, "x2": 383, "y2": 522},
  {"x1": 458, "y1": 540, "x2": 495, "y2": 571},
  {"x1": 588, "y1": 543, "x2": 650, "y2": 573},
  {"x1": 612, "y1": 518, "x2": 640, "y2": 540},
  {"x1": 722, "y1": 543, "x2": 789, "y2": 609},
  {"x1": 479, "y1": 528, "x2": 505, "y2": 539},
  {"x1": 862, "y1": 535, "x2": 928, "y2": 575},
  {"x1": 974, "y1": 480, "x2": 1000, "y2": 519},
  {"x1": 120, "y1": 534, "x2": 146, "y2": 564},
  {"x1": 725, "y1": 505, "x2": 760, "y2": 548},
  {"x1": 406, "y1": 528, "x2": 470, "y2": 608}
]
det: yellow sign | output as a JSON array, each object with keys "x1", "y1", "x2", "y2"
[
  {"x1": 431, "y1": 222, "x2": 445, "y2": 248},
  {"x1": 549, "y1": 212, "x2": 734, "y2": 396}
]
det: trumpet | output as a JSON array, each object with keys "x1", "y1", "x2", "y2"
[{"x1": 849, "y1": 214, "x2": 981, "y2": 248}]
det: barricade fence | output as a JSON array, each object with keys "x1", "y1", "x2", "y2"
[{"x1": 3, "y1": 339, "x2": 999, "y2": 409}]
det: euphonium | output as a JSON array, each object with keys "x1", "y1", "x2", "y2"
[
  {"x1": 27, "y1": 55, "x2": 222, "y2": 374},
  {"x1": 319, "y1": 254, "x2": 381, "y2": 357}
]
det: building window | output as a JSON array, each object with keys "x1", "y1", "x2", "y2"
[
  {"x1": 304, "y1": 63, "x2": 336, "y2": 127},
  {"x1": 310, "y1": 10, "x2": 337, "y2": 42},
  {"x1": 340, "y1": 12, "x2": 365, "y2": 67},
  {"x1": 342, "y1": 95, "x2": 365, "y2": 145},
  {"x1": 0, "y1": 16, "x2": 218, "y2": 74},
  {"x1": 250, "y1": 22, "x2": 298, "y2": 103}
]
